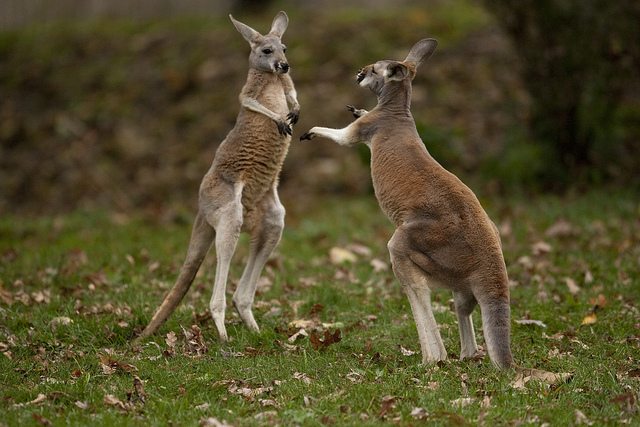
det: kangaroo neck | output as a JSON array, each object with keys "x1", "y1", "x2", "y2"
[{"x1": 376, "y1": 80, "x2": 412, "y2": 116}]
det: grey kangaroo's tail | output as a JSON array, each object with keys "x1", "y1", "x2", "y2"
[
  {"x1": 134, "y1": 213, "x2": 214, "y2": 343},
  {"x1": 479, "y1": 297, "x2": 514, "y2": 369}
]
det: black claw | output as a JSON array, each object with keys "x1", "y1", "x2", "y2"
[
  {"x1": 287, "y1": 110, "x2": 299, "y2": 125},
  {"x1": 276, "y1": 120, "x2": 292, "y2": 136},
  {"x1": 300, "y1": 132, "x2": 314, "y2": 141}
]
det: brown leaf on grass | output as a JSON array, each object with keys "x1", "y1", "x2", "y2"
[
  {"x1": 32, "y1": 413, "x2": 52, "y2": 426},
  {"x1": 589, "y1": 294, "x2": 607, "y2": 309},
  {"x1": 259, "y1": 398, "x2": 278, "y2": 407},
  {"x1": 515, "y1": 319, "x2": 547, "y2": 328},
  {"x1": 181, "y1": 325, "x2": 208, "y2": 357},
  {"x1": 581, "y1": 313, "x2": 597, "y2": 325},
  {"x1": 99, "y1": 354, "x2": 137, "y2": 375},
  {"x1": 309, "y1": 329, "x2": 341, "y2": 350},
  {"x1": 287, "y1": 328, "x2": 309, "y2": 343},
  {"x1": 564, "y1": 277, "x2": 581, "y2": 295},
  {"x1": 0, "y1": 283, "x2": 13, "y2": 305},
  {"x1": 399, "y1": 345, "x2": 417, "y2": 356},
  {"x1": 329, "y1": 247, "x2": 357, "y2": 264},
  {"x1": 1, "y1": 248, "x2": 18, "y2": 263},
  {"x1": 293, "y1": 372, "x2": 312, "y2": 385},
  {"x1": 228, "y1": 381, "x2": 274, "y2": 401},
  {"x1": 346, "y1": 243, "x2": 372, "y2": 257},
  {"x1": 574, "y1": 409, "x2": 593, "y2": 425},
  {"x1": 50, "y1": 316, "x2": 73, "y2": 329},
  {"x1": 131, "y1": 376, "x2": 146, "y2": 404},
  {"x1": 289, "y1": 319, "x2": 317, "y2": 329},
  {"x1": 13, "y1": 393, "x2": 47, "y2": 408},
  {"x1": 512, "y1": 368, "x2": 573, "y2": 389},
  {"x1": 200, "y1": 417, "x2": 233, "y2": 427},
  {"x1": 370, "y1": 258, "x2": 388, "y2": 272},
  {"x1": 74, "y1": 400, "x2": 89, "y2": 410},
  {"x1": 104, "y1": 394, "x2": 127, "y2": 410},
  {"x1": 450, "y1": 397, "x2": 475, "y2": 408},
  {"x1": 62, "y1": 249, "x2": 88, "y2": 275},
  {"x1": 379, "y1": 395, "x2": 397, "y2": 419},
  {"x1": 410, "y1": 407, "x2": 429, "y2": 420},
  {"x1": 531, "y1": 241, "x2": 552, "y2": 256},
  {"x1": 545, "y1": 219, "x2": 575, "y2": 238},
  {"x1": 610, "y1": 392, "x2": 637, "y2": 413},
  {"x1": 308, "y1": 303, "x2": 324, "y2": 317}
]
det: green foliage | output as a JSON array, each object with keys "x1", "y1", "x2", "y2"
[
  {"x1": 1, "y1": 192, "x2": 639, "y2": 425},
  {"x1": 483, "y1": 0, "x2": 640, "y2": 189}
]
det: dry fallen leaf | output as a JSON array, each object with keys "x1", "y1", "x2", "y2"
[
  {"x1": 512, "y1": 367, "x2": 573, "y2": 389},
  {"x1": 515, "y1": 319, "x2": 547, "y2": 328},
  {"x1": 132, "y1": 375, "x2": 146, "y2": 404},
  {"x1": 379, "y1": 395, "x2": 397, "y2": 419},
  {"x1": 195, "y1": 402, "x2": 210, "y2": 411},
  {"x1": 574, "y1": 409, "x2": 593, "y2": 425},
  {"x1": 200, "y1": 417, "x2": 233, "y2": 427},
  {"x1": 450, "y1": 397, "x2": 475, "y2": 408},
  {"x1": 288, "y1": 319, "x2": 317, "y2": 329},
  {"x1": 104, "y1": 394, "x2": 126, "y2": 410},
  {"x1": 329, "y1": 247, "x2": 357, "y2": 264},
  {"x1": 346, "y1": 243, "x2": 372, "y2": 257},
  {"x1": 531, "y1": 241, "x2": 552, "y2": 256},
  {"x1": 399, "y1": 345, "x2": 417, "y2": 356},
  {"x1": 545, "y1": 219, "x2": 574, "y2": 238},
  {"x1": 74, "y1": 400, "x2": 89, "y2": 410},
  {"x1": 581, "y1": 313, "x2": 597, "y2": 325},
  {"x1": 410, "y1": 407, "x2": 428, "y2": 420},
  {"x1": 50, "y1": 316, "x2": 73, "y2": 329},
  {"x1": 293, "y1": 372, "x2": 313, "y2": 385},
  {"x1": 564, "y1": 277, "x2": 581, "y2": 295},
  {"x1": 309, "y1": 329, "x2": 342, "y2": 350},
  {"x1": 370, "y1": 258, "x2": 388, "y2": 272},
  {"x1": 31, "y1": 413, "x2": 52, "y2": 426}
]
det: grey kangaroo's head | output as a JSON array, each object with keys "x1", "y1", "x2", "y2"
[
  {"x1": 229, "y1": 11, "x2": 290, "y2": 74},
  {"x1": 356, "y1": 38, "x2": 437, "y2": 96}
]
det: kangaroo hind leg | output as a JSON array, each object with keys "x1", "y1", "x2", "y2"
[
  {"x1": 453, "y1": 290, "x2": 478, "y2": 360},
  {"x1": 207, "y1": 183, "x2": 244, "y2": 342},
  {"x1": 233, "y1": 188, "x2": 285, "y2": 332},
  {"x1": 388, "y1": 227, "x2": 447, "y2": 364}
]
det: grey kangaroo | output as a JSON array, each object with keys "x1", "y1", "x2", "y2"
[
  {"x1": 136, "y1": 11, "x2": 299, "y2": 343},
  {"x1": 301, "y1": 39, "x2": 513, "y2": 369}
]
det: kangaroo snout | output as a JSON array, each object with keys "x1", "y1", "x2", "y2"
[
  {"x1": 356, "y1": 70, "x2": 365, "y2": 83},
  {"x1": 276, "y1": 61, "x2": 290, "y2": 73}
]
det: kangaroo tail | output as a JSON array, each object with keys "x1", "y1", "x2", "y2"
[{"x1": 134, "y1": 213, "x2": 214, "y2": 343}]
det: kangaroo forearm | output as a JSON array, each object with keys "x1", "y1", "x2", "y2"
[
  {"x1": 309, "y1": 125, "x2": 360, "y2": 146},
  {"x1": 241, "y1": 97, "x2": 281, "y2": 122}
]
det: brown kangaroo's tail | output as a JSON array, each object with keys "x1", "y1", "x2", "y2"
[
  {"x1": 134, "y1": 213, "x2": 214, "y2": 343},
  {"x1": 479, "y1": 296, "x2": 514, "y2": 369}
]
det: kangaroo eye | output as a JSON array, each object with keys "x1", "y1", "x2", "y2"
[
  {"x1": 282, "y1": 47, "x2": 287, "y2": 53},
  {"x1": 262, "y1": 48, "x2": 273, "y2": 55}
]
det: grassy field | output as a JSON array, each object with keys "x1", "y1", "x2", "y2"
[{"x1": 1, "y1": 190, "x2": 639, "y2": 426}]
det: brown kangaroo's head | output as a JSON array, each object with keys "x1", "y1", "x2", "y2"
[
  {"x1": 230, "y1": 11, "x2": 290, "y2": 74},
  {"x1": 356, "y1": 38, "x2": 437, "y2": 96}
]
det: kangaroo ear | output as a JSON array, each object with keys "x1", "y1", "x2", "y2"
[
  {"x1": 269, "y1": 11, "x2": 289, "y2": 38},
  {"x1": 229, "y1": 15, "x2": 262, "y2": 45},
  {"x1": 404, "y1": 38, "x2": 438, "y2": 68},
  {"x1": 385, "y1": 62, "x2": 409, "y2": 81}
]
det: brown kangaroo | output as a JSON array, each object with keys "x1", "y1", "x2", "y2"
[
  {"x1": 135, "y1": 11, "x2": 299, "y2": 343},
  {"x1": 300, "y1": 39, "x2": 513, "y2": 369}
]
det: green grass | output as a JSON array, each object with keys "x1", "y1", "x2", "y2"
[{"x1": 1, "y1": 191, "x2": 639, "y2": 426}]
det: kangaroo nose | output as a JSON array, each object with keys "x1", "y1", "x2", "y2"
[{"x1": 280, "y1": 62, "x2": 289, "y2": 73}]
